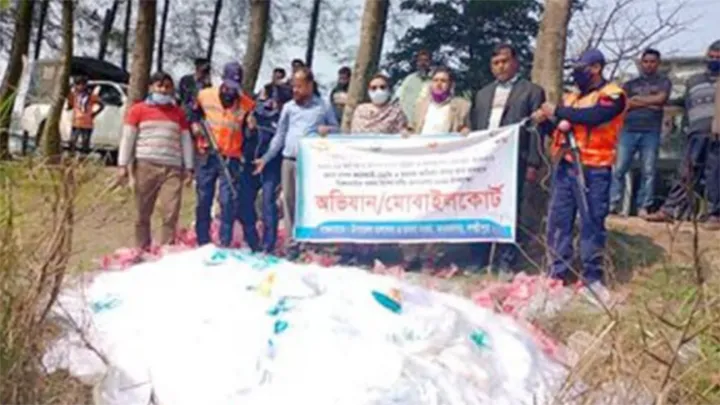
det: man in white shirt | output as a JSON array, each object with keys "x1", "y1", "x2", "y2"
[{"x1": 394, "y1": 50, "x2": 433, "y2": 121}]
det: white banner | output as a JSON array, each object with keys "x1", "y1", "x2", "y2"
[{"x1": 294, "y1": 124, "x2": 520, "y2": 243}]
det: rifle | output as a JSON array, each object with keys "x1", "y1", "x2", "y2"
[
  {"x1": 197, "y1": 120, "x2": 239, "y2": 198},
  {"x1": 556, "y1": 119, "x2": 590, "y2": 217}
]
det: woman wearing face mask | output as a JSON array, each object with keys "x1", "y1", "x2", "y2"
[
  {"x1": 350, "y1": 73, "x2": 408, "y2": 134},
  {"x1": 412, "y1": 66, "x2": 470, "y2": 135},
  {"x1": 117, "y1": 71, "x2": 195, "y2": 260}
]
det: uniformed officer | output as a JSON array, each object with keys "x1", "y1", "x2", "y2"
[{"x1": 532, "y1": 48, "x2": 627, "y2": 291}]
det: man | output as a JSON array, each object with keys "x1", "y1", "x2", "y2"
[
  {"x1": 253, "y1": 67, "x2": 338, "y2": 259},
  {"x1": 66, "y1": 75, "x2": 104, "y2": 155},
  {"x1": 262, "y1": 68, "x2": 290, "y2": 107},
  {"x1": 468, "y1": 43, "x2": 547, "y2": 275},
  {"x1": 287, "y1": 59, "x2": 305, "y2": 86},
  {"x1": 191, "y1": 62, "x2": 260, "y2": 249},
  {"x1": 265, "y1": 67, "x2": 286, "y2": 90},
  {"x1": 395, "y1": 49, "x2": 433, "y2": 121},
  {"x1": 243, "y1": 77, "x2": 293, "y2": 254},
  {"x1": 532, "y1": 48, "x2": 627, "y2": 291},
  {"x1": 117, "y1": 71, "x2": 194, "y2": 258},
  {"x1": 330, "y1": 66, "x2": 351, "y2": 122},
  {"x1": 609, "y1": 48, "x2": 671, "y2": 218},
  {"x1": 645, "y1": 40, "x2": 720, "y2": 228},
  {"x1": 178, "y1": 58, "x2": 212, "y2": 117}
]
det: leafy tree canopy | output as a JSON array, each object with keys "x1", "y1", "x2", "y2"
[{"x1": 384, "y1": 0, "x2": 542, "y2": 96}]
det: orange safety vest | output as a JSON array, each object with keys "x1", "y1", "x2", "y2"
[
  {"x1": 196, "y1": 87, "x2": 255, "y2": 158},
  {"x1": 550, "y1": 82, "x2": 627, "y2": 167}
]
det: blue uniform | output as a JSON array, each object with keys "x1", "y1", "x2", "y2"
[{"x1": 242, "y1": 85, "x2": 292, "y2": 253}]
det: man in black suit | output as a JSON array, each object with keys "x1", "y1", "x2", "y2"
[{"x1": 468, "y1": 43, "x2": 547, "y2": 276}]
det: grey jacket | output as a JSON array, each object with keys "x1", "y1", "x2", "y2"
[{"x1": 469, "y1": 78, "x2": 546, "y2": 167}]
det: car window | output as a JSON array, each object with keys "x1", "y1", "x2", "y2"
[{"x1": 97, "y1": 84, "x2": 123, "y2": 106}]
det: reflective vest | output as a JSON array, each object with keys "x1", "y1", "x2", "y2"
[
  {"x1": 550, "y1": 82, "x2": 627, "y2": 167},
  {"x1": 196, "y1": 87, "x2": 255, "y2": 158}
]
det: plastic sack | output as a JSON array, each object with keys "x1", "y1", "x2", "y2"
[{"x1": 45, "y1": 245, "x2": 602, "y2": 405}]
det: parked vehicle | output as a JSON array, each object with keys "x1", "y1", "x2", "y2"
[{"x1": 9, "y1": 57, "x2": 129, "y2": 163}]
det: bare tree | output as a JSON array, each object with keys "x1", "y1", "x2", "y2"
[
  {"x1": 207, "y1": 0, "x2": 222, "y2": 61},
  {"x1": 121, "y1": 0, "x2": 133, "y2": 71},
  {"x1": 127, "y1": 0, "x2": 157, "y2": 103},
  {"x1": 41, "y1": 0, "x2": 73, "y2": 162},
  {"x1": 157, "y1": 0, "x2": 170, "y2": 71},
  {"x1": 98, "y1": 0, "x2": 120, "y2": 61},
  {"x1": 242, "y1": 0, "x2": 271, "y2": 93},
  {"x1": 305, "y1": 0, "x2": 321, "y2": 67},
  {"x1": 0, "y1": 0, "x2": 35, "y2": 160},
  {"x1": 531, "y1": 0, "x2": 572, "y2": 104},
  {"x1": 33, "y1": 0, "x2": 50, "y2": 60},
  {"x1": 340, "y1": 0, "x2": 389, "y2": 132},
  {"x1": 569, "y1": 0, "x2": 691, "y2": 79}
]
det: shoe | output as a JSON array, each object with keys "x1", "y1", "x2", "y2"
[
  {"x1": 644, "y1": 210, "x2": 673, "y2": 223},
  {"x1": 638, "y1": 208, "x2": 650, "y2": 219},
  {"x1": 703, "y1": 216, "x2": 720, "y2": 231},
  {"x1": 577, "y1": 281, "x2": 613, "y2": 308}
]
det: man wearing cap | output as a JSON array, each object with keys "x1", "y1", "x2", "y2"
[
  {"x1": 252, "y1": 67, "x2": 339, "y2": 259},
  {"x1": 532, "y1": 48, "x2": 627, "y2": 292},
  {"x1": 645, "y1": 40, "x2": 720, "y2": 229},
  {"x1": 191, "y1": 62, "x2": 260, "y2": 250},
  {"x1": 178, "y1": 58, "x2": 212, "y2": 117}
]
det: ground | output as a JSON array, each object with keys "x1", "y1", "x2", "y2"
[{"x1": 3, "y1": 161, "x2": 719, "y2": 404}]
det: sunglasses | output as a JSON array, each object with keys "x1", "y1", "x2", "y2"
[{"x1": 369, "y1": 85, "x2": 387, "y2": 91}]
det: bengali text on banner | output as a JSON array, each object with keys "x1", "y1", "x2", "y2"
[{"x1": 294, "y1": 124, "x2": 520, "y2": 243}]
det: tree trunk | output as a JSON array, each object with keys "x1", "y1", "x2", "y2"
[
  {"x1": 340, "y1": 0, "x2": 389, "y2": 132},
  {"x1": 121, "y1": 0, "x2": 133, "y2": 71},
  {"x1": 33, "y1": 0, "x2": 50, "y2": 60},
  {"x1": 127, "y1": 0, "x2": 157, "y2": 104},
  {"x1": 207, "y1": 0, "x2": 222, "y2": 61},
  {"x1": 157, "y1": 0, "x2": 170, "y2": 71},
  {"x1": 531, "y1": 0, "x2": 572, "y2": 104},
  {"x1": 526, "y1": 0, "x2": 573, "y2": 252},
  {"x1": 242, "y1": 0, "x2": 271, "y2": 93},
  {"x1": 369, "y1": 0, "x2": 389, "y2": 77},
  {"x1": 305, "y1": 0, "x2": 321, "y2": 67},
  {"x1": 98, "y1": 0, "x2": 120, "y2": 61},
  {"x1": 0, "y1": 0, "x2": 35, "y2": 160},
  {"x1": 41, "y1": 0, "x2": 73, "y2": 162}
]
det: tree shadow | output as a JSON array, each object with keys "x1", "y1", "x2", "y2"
[{"x1": 606, "y1": 230, "x2": 666, "y2": 284}]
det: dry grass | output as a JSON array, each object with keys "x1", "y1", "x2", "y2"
[
  {"x1": 0, "y1": 158, "x2": 194, "y2": 403},
  {"x1": 1, "y1": 158, "x2": 719, "y2": 404}
]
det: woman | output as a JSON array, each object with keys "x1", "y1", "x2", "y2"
[
  {"x1": 412, "y1": 66, "x2": 470, "y2": 135},
  {"x1": 336, "y1": 74, "x2": 409, "y2": 266},
  {"x1": 405, "y1": 66, "x2": 470, "y2": 269},
  {"x1": 350, "y1": 73, "x2": 408, "y2": 134}
]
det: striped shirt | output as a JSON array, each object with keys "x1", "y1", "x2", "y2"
[{"x1": 118, "y1": 101, "x2": 194, "y2": 169}]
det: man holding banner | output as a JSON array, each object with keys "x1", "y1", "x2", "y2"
[
  {"x1": 253, "y1": 67, "x2": 339, "y2": 259},
  {"x1": 468, "y1": 43, "x2": 547, "y2": 275},
  {"x1": 533, "y1": 49, "x2": 626, "y2": 292}
]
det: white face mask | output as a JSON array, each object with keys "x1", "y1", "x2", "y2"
[{"x1": 368, "y1": 88, "x2": 390, "y2": 105}]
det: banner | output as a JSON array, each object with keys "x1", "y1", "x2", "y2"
[{"x1": 294, "y1": 124, "x2": 519, "y2": 243}]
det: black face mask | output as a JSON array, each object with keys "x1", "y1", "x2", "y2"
[{"x1": 220, "y1": 89, "x2": 238, "y2": 107}]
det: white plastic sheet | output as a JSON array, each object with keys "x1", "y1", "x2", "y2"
[{"x1": 45, "y1": 246, "x2": 584, "y2": 405}]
